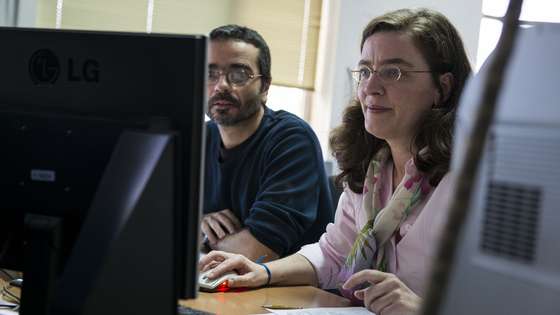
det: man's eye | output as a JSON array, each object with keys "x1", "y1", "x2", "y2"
[{"x1": 230, "y1": 70, "x2": 249, "y2": 83}]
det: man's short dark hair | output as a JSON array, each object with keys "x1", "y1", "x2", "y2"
[{"x1": 210, "y1": 24, "x2": 271, "y2": 89}]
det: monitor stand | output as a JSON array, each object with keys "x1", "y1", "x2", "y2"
[{"x1": 20, "y1": 214, "x2": 62, "y2": 315}]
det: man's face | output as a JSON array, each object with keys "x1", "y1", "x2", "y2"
[{"x1": 207, "y1": 40, "x2": 268, "y2": 126}]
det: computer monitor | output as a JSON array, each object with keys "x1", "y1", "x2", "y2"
[
  {"x1": 0, "y1": 27, "x2": 206, "y2": 315},
  {"x1": 437, "y1": 23, "x2": 560, "y2": 315}
]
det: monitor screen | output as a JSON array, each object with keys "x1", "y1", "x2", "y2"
[{"x1": 0, "y1": 27, "x2": 206, "y2": 315}]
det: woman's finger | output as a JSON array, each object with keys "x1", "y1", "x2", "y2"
[
  {"x1": 198, "y1": 250, "x2": 229, "y2": 269},
  {"x1": 205, "y1": 254, "x2": 248, "y2": 279},
  {"x1": 343, "y1": 269, "x2": 386, "y2": 289},
  {"x1": 366, "y1": 290, "x2": 398, "y2": 315},
  {"x1": 360, "y1": 276, "x2": 399, "y2": 304}
]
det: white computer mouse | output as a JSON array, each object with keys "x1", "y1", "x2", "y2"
[{"x1": 198, "y1": 269, "x2": 237, "y2": 292}]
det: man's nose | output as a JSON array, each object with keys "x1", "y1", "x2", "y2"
[{"x1": 212, "y1": 74, "x2": 231, "y2": 93}]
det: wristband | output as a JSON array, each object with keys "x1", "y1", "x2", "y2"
[{"x1": 258, "y1": 263, "x2": 271, "y2": 286}]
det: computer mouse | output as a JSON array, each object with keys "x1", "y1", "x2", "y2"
[{"x1": 198, "y1": 269, "x2": 237, "y2": 292}]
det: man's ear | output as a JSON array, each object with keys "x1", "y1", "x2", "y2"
[{"x1": 435, "y1": 72, "x2": 454, "y2": 105}]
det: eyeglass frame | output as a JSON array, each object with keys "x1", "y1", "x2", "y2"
[
  {"x1": 350, "y1": 64, "x2": 432, "y2": 85},
  {"x1": 207, "y1": 66, "x2": 263, "y2": 88}
]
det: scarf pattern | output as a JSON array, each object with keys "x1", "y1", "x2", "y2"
[{"x1": 338, "y1": 149, "x2": 431, "y2": 299}]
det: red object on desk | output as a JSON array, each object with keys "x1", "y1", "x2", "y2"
[{"x1": 215, "y1": 281, "x2": 230, "y2": 292}]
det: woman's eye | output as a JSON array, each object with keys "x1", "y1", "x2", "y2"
[{"x1": 359, "y1": 68, "x2": 370, "y2": 79}]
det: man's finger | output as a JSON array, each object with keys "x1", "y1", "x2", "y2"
[
  {"x1": 214, "y1": 212, "x2": 238, "y2": 234},
  {"x1": 221, "y1": 209, "x2": 242, "y2": 229},
  {"x1": 207, "y1": 217, "x2": 227, "y2": 239},
  {"x1": 201, "y1": 221, "x2": 218, "y2": 244}
]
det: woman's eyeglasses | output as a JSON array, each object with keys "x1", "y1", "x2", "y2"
[{"x1": 351, "y1": 64, "x2": 432, "y2": 84}]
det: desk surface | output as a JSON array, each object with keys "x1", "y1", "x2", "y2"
[
  {"x1": 0, "y1": 277, "x2": 351, "y2": 315},
  {"x1": 181, "y1": 286, "x2": 351, "y2": 314}
]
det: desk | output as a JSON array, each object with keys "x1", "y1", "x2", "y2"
[
  {"x1": 181, "y1": 286, "x2": 351, "y2": 314},
  {"x1": 0, "y1": 277, "x2": 351, "y2": 315}
]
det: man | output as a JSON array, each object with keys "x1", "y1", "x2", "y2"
[{"x1": 203, "y1": 25, "x2": 334, "y2": 262}]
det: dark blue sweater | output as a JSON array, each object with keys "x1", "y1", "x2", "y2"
[{"x1": 204, "y1": 107, "x2": 334, "y2": 256}]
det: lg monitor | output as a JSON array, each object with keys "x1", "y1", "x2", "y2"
[{"x1": 0, "y1": 27, "x2": 206, "y2": 315}]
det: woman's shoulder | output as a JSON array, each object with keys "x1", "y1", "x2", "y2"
[
  {"x1": 432, "y1": 173, "x2": 453, "y2": 195},
  {"x1": 423, "y1": 172, "x2": 455, "y2": 220},
  {"x1": 338, "y1": 184, "x2": 364, "y2": 208}
]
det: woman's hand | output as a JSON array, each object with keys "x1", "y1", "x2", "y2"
[
  {"x1": 343, "y1": 270, "x2": 421, "y2": 315},
  {"x1": 199, "y1": 250, "x2": 269, "y2": 288}
]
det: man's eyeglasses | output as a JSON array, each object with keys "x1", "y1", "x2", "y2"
[
  {"x1": 208, "y1": 68, "x2": 262, "y2": 87},
  {"x1": 351, "y1": 64, "x2": 432, "y2": 84}
]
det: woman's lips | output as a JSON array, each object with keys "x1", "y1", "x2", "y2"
[{"x1": 366, "y1": 105, "x2": 391, "y2": 112}]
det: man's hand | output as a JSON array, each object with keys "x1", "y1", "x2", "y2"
[
  {"x1": 201, "y1": 209, "x2": 242, "y2": 245},
  {"x1": 343, "y1": 270, "x2": 421, "y2": 315}
]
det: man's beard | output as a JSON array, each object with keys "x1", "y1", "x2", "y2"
[{"x1": 207, "y1": 92, "x2": 262, "y2": 126}]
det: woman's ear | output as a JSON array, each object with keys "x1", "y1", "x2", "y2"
[{"x1": 435, "y1": 72, "x2": 454, "y2": 105}]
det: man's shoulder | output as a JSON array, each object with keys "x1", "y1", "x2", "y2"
[
  {"x1": 205, "y1": 120, "x2": 220, "y2": 138},
  {"x1": 206, "y1": 119, "x2": 218, "y2": 129},
  {"x1": 263, "y1": 108, "x2": 317, "y2": 139}
]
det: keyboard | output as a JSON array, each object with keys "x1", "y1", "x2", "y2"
[{"x1": 177, "y1": 305, "x2": 215, "y2": 315}]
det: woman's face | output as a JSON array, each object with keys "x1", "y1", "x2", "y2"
[{"x1": 357, "y1": 31, "x2": 441, "y2": 146}]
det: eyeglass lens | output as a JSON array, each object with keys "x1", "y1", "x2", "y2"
[
  {"x1": 356, "y1": 65, "x2": 401, "y2": 83},
  {"x1": 208, "y1": 68, "x2": 252, "y2": 86}
]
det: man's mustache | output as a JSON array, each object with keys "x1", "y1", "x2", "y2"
[{"x1": 209, "y1": 93, "x2": 240, "y2": 108}]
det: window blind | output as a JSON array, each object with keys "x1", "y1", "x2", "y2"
[{"x1": 37, "y1": 0, "x2": 322, "y2": 90}]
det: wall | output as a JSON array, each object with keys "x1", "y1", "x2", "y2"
[
  {"x1": 311, "y1": 0, "x2": 483, "y2": 162},
  {"x1": 0, "y1": 0, "x2": 36, "y2": 26}
]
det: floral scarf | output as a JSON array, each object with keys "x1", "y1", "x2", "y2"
[{"x1": 339, "y1": 149, "x2": 432, "y2": 298}]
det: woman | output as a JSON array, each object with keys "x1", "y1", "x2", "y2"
[{"x1": 199, "y1": 8, "x2": 472, "y2": 315}]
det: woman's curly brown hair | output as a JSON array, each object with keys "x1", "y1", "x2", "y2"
[{"x1": 330, "y1": 8, "x2": 472, "y2": 194}]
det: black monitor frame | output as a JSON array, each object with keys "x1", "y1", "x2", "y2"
[{"x1": 0, "y1": 27, "x2": 206, "y2": 314}]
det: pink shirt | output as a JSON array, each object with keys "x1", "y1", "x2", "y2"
[{"x1": 298, "y1": 161, "x2": 453, "y2": 296}]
